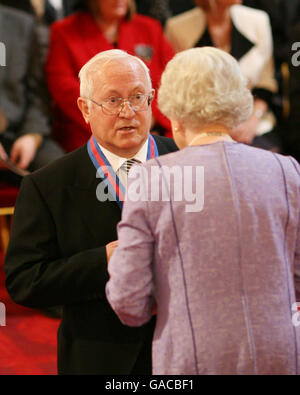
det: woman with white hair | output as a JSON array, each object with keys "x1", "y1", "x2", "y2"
[{"x1": 106, "y1": 46, "x2": 300, "y2": 375}]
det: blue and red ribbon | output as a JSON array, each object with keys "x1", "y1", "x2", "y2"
[{"x1": 87, "y1": 134, "x2": 158, "y2": 209}]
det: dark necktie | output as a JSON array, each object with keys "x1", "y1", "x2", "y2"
[{"x1": 120, "y1": 158, "x2": 142, "y2": 175}]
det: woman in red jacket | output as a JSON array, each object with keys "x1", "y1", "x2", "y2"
[{"x1": 46, "y1": 0, "x2": 174, "y2": 152}]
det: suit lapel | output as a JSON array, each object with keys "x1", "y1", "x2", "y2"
[
  {"x1": 67, "y1": 146, "x2": 121, "y2": 244},
  {"x1": 67, "y1": 181, "x2": 121, "y2": 244},
  {"x1": 68, "y1": 137, "x2": 172, "y2": 242}
]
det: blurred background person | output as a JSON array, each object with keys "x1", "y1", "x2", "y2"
[
  {"x1": 45, "y1": 0, "x2": 174, "y2": 153},
  {"x1": 242, "y1": 0, "x2": 300, "y2": 149},
  {"x1": 0, "y1": 0, "x2": 35, "y2": 14},
  {"x1": 106, "y1": 47, "x2": 300, "y2": 375},
  {"x1": 135, "y1": 0, "x2": 195, "y2": 26},
  {"x1": 0, "y1": 1, "x2": 80, "y2": 60},
  {"x1": 243, "y1": 0, "x2": 300, "y2": 73},
  {"x1": 0, "y1": 0, "x2": 78, "y2": 23},
  {"x1": 0, "y1": 4, "x2": 64, "y2": 173},
  {"x1": 165, "y1": 0, "x2": 279, "y2": 150}
]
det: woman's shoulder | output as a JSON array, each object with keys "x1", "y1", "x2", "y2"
[
  {"x1": 165, "y1": 7, "x2": 205, "y2": 52},
  {"x1": 50, "y1": 11, "x2": 90, "y2": 34},
  {"x1": 166, "y1": 7, "x2": 204, "y2": 30},
  {"x1": 229, "y1": 144, "x2": 300, "y2": 175},
  {"x1": 231, "y1": 4, "x2": 270, "y2": 25}
]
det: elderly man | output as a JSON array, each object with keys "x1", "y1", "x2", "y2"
[{"x1": 4, "y1": 49, "x2": 177, "y2": 375}]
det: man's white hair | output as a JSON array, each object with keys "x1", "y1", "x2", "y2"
[
  {"x1": 78, "y1": 49, "x2": 152, "y2": 100},
  {"x1": 158, "y1": 46, "x2": 253, "y2": 129}
]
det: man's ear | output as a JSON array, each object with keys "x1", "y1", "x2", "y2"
[
  {"x1": 149, "y1": 89, "x2": 155, "y2": 105},
  {"x1": 77, "y1": 97, "x2": 90, "y2": 124}
]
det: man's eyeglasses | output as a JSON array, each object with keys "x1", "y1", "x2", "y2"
[{"x1": 86, "y1": 92, "x2": 154, "y2": 116}]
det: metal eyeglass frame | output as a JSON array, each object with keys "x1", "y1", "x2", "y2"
[{"x1": 85, "y1": 91, "x2": 155, "y2": 116}]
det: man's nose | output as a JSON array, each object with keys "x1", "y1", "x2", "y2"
[{"x1": 119, "y1": 100, "x2": 135, "y2": 118}]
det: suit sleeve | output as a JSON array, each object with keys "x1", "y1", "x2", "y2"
[
  {"x1": 4, "y1": 175, "x2": 109, "y2": 308},
  {"x1": 288, "y1": 157, "x2": 300, "y2": 301},
  {"x1": 106, "y1": 167, "x2": 155, "y2": 326},
  {"x1": 45, "y1": 22, "x2": 89, "y2": 132}
]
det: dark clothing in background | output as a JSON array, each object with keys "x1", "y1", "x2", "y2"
[
  {"x1": 0, "y1": 0, "x2": 34, "y2": 14},
  {"x1": 243, "y1": 0, "x2": 300, "y2": 67},
  {"x1": 135, "y1": 0, "x2": 195, "y2": 26},
  {"x1": 0, "y1": 0, "x2": 78, "y2": 23},
  {"x1": 43, "y1": 0, "x2": 79, "y2": 24},
  {"x1": 279, "y1": 23, "x2": 300, "y2": 162}
]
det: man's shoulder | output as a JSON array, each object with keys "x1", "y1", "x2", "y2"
[{"x1": 28, "y1": 145, "x2": 89, "y2": 188}]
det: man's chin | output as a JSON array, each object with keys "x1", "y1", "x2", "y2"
[
  {"x1": 119, "y1": 132, "x2": 148, "y2": 144},
  {"x1": 113, "y1": 135, "x2": 148, "y2": 156}
]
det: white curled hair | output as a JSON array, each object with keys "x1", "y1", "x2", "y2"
[
  {"x1": 158, "y1": 46, "x2": 253, "y2": 129},
  {"x1": 78, "y1": 49, "x2": 152, "y2": 105}
]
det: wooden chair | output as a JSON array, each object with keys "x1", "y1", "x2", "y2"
[{"x1": 0, "y1": 180, "x2": 19, "y2": 253}]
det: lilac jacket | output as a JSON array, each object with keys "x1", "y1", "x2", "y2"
[{"x1": 106, "y1": 142, "x2": 300, "y2": 375}]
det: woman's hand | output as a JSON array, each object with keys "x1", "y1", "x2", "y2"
[{"x1": 10, "y1": 134, "x2": 42, "y2": 170}]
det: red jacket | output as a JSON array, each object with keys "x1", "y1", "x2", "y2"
[{"x1": 46, "y1": 12, "x2": 174, "y2": 152}]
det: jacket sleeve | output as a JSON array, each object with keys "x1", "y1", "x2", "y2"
[
  {"x1": 45, "y1": 22, "x2": 89, "y2": 132},
  {"x1": 288, "y1": 156, "x2": 300, "y2": 302},
  {"x1": 4, "y1": 175, "x2": 109, "y2": 308},
  {"x1": 295, "y1": 212, "x2": 300, "y2": 302}
]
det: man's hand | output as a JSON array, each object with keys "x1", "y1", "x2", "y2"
[
  {"x1": 10, "y1": 134, "x2": 42, "y2": 170},
  {"x1": 106, "y1": 240, "x2": 119, "y2": 263}
]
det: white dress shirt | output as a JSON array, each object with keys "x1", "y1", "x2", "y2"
[{"x1": 98, "y1": 138, "x2": 148, "y2": 188}]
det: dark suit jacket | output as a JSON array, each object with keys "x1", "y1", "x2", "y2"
[
  {"x1": 0, "y1": 5, "x2": 50, "y2": 140},
  {"x1": 4, "y1": 135, "x2": 178, "y2": 374}
]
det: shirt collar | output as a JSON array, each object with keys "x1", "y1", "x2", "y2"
[{"x1": 97, "y1": 138, "x2": 148, "y2": 174}]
